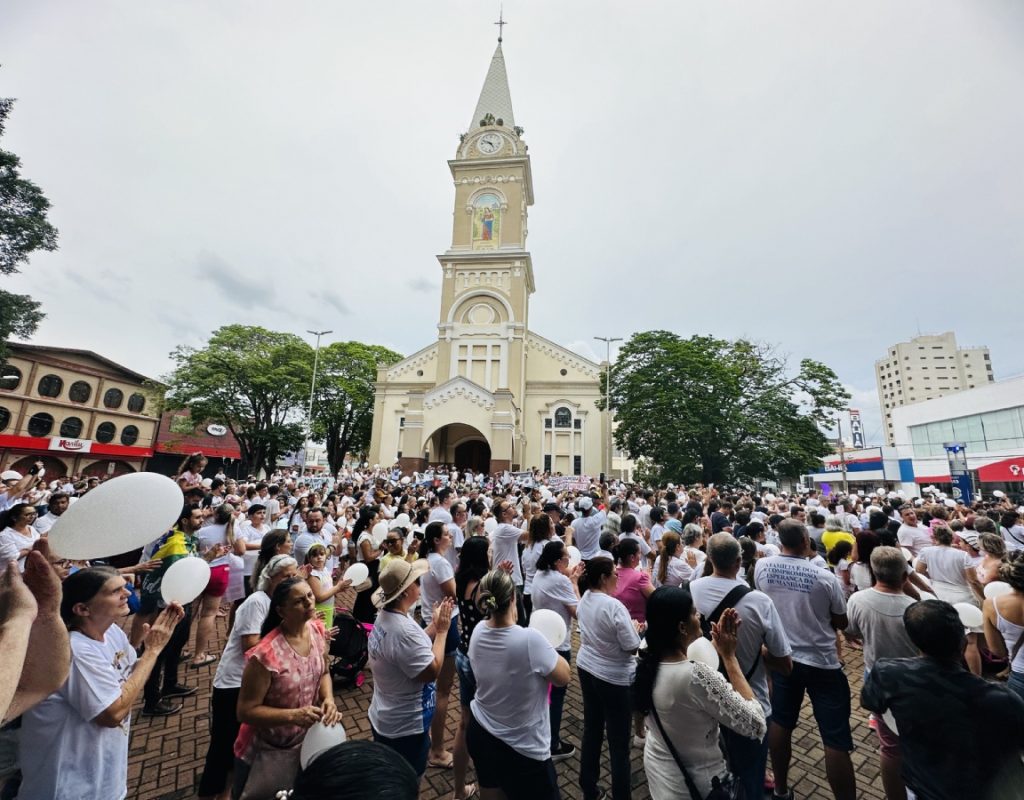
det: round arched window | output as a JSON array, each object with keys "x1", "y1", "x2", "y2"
[
  {"x1": 0, "y1": 407, "x2": 10, "y2": 432},
  {"x1": 120, "y1": 425, "x2": 139, "y2": 446},
  {"x1": 127, "y1": 393, "x2": 146, "y2": 413},
  {"x1": 37, "y1": 374, "x2": 63, "y2": 398},
  {"x1": 103, "y1": 388, "x2": 124, "y2": 409},
  {"x1": 68, "y1": 381, "x2": 92, "y2": 403},
  {"x1": 554, "y1": 407, "x2": 572, "y2": 428},
  {"x1": 0, "y1": 365, "x2": 22, "y2": 391},
  {"x1": 59, "y1": 417, "x2": 84, "y2": 438},
  {"x1": 95, "y1": 421, "x2": 116, "y2": 443},
  {"x1": 27, "y1": 412, "x2": 54, "y2": 437}
]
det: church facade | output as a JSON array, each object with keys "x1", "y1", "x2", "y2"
[{"x1": 368, "y1": 43, "x2": 608, "y2": 477}]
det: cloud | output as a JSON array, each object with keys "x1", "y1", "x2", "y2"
[
  {"x1": 195, "y1": 251, "x2": 292, "y2": 315},
  {"x1": 408, "y1": 276, "x2": 438, "y2": 292}
]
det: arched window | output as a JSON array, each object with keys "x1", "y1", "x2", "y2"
[
  {"x1": 95, "y1": 421, "x2": 116, "y2": 443},
  {"x1": 0, "y1": 407, "x2": 10, "y2": 432},
  {"x1": 554, "y1": 407, "x2": 572, "y2": 428},
  {"x1": 37, "y1": 374, "x2": 63, "y2": 398},
  {"x1": 27, "y1": 412, "x2": 54, "y2": 437},
  {"x1": 127, "y1": 393, "x2": 146, "y2": 413},
  {"x1": 0, "y1": 365, "x2": 22, "y2": 391},
  {"x1": 59, "y1": 417, "x2": 84, "y2": 438},
  {"x1": 120, "y1": 425, "x2": 139, "y2": 446},
  {"x1": 103, "y1": 388, "x2": 124, "y2": 409},
  {"x1": 69, "y1": 381, "x2": 92, "y2": 403}
]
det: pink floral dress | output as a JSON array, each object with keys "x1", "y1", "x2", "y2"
[{"x1": 234, "y1": 619, "x2": 326, "y2": 762}]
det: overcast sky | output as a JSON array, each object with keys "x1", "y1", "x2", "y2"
[{"x1": 3, "y1": 1, "x2": 1022, "y2": 446}]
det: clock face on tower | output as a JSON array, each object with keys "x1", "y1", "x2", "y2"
[{"x1": 476, "y1": 132, "x2": 503, "y2": 155}]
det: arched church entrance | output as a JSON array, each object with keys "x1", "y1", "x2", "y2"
[{"x1": 425, "y1": 423, "x2": 491, "y2": 474}]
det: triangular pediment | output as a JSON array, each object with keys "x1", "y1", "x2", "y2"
[{"x1": 423, "y1": 376, "x2": 495, "y2": 411}]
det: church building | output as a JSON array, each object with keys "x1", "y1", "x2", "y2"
[{"x1": 368, "y1": 40, "x2": 609, "y2": 476}]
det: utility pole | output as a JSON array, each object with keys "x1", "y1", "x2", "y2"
[
  {"x1": 836, "y1": 414, "x2": 849, "y2": 495},
  {"x1": 594, "y1": 336, "x2": 622, "y2": 481},
  {"x1": 301, "y1": 329, "x2": 332, "y2": 478}
]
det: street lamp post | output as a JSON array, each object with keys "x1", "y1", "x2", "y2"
[
  {"x1": 301, "y1": 329, "x2": 332, "y2": 478},
  {"x1": 594, "y1": 336, "x2": 622, "y2": 481}
]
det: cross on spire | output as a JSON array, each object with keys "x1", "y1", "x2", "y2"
[{"x1": 495, "y1": 7, "x2": 508, "y2": 43}]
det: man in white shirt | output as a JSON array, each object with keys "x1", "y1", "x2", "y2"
[
  {"x1": 691, "y1": 534, "x2": 793, "y2": 800},
  {"x1": 753, "y1": 520, "x2": 855, "y2": 800},
  {"x1": 897, "y1": 505, "x2": 933, "y2": 556},
  {"x1": 33, "y1": 492, "x2": 69, "y2": 534},
  {"x1": 490, "y1": 499, "x2": 528, "y2": 623},
  {"x1": 572, "y1": 488, "x2": 608, "y2": 561}
]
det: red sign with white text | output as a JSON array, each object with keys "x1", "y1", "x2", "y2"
[{"x1": 977, "y1": 457, "x2": 1024, "y2": 483}]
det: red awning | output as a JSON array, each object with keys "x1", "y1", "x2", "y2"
[
  {"x1": 977, "y1": 456, "x2": 1024, "y2": 483},
  {"x1": 914, "y1": 474, "x2": 951, "y2": 484}
]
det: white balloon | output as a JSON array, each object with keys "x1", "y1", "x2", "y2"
[
  {"x1": 529, "y1": 609, "x2": 567, "y2": 649},
  {"x1": 484, "y1": 517, "x2": 498, "y2": 534},
  {"x1": 686, "y1": 637, "x2": 720, "y2": 670},
  {"x1": 953, "y1": 602, "x2": 983, "y2": 628},
  {"x1": 400, "y1": 476, "x2": 411, "y2": 486},
  {"x1": 371, "y1": 521, "x2": 389, "y2": 548},
  {"x1": 344, "y1": 562, "x2": 369, "y2": 586},
  {"x1": 300, "y1": 720, "x2": 347, "y2": 770},
  {"x1": 876, "y1": 489, "x2": 886, "y2": 497},
  {"x1": 566, "y1": 546, "x2": 582, "y2": 568},
  {"x1": 881, "y1": 710, "x2": 899, "y2": 735},
  {"x1": 161, "y1": 557, "x2": 211, "y2": 605},
  {"x1": 993, "y1": 490, "x2": 1006, "y2": 499},
  {"x1": 984, "y1": 581, "x2": 1013, "y2": 599},
  {"x1": 900, "y1": 547, "x2": 914, "y2": 562},
  {"x1": 48, "y1": 472, "x2": 183, "y2": 560},
  {"x1": 944, "y1": 499, "x2": 957, "y2": 508}
]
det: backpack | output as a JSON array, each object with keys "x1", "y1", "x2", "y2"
[
  {"x1": 699, "y1": 584, "x2": 760, "y2": 680},
  {"x1": 329, "y1": 608, "x2": 369, "y2": 688}
]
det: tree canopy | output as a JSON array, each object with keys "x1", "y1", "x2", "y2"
[
  {"x1": 608, "y1": 331, "x2": 849, "y2": 486},
  {"x1": 0, "y1": 95, "x2": 59, "y2": 362},
  {"x1": 164, "y1": 325, "x2": 312, "y2": 476},
  {"x1": 310, "y1": 341, "x2": 402, "y2": 474}
]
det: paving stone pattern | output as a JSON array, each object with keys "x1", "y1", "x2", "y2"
[{"x1": 127, "y1": 611, "x2": 886, "y2": 800}]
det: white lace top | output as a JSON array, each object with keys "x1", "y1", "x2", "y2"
[{"x1": 644, "y1": 659, "x2": 766, "y2": 799}]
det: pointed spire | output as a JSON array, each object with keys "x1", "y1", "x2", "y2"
[{"x1": 470, "y1": 43, "x2": 515, "y2": 130}]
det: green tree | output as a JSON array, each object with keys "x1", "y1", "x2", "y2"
[
  {"x1": 164, "y1": 325, "x2": 312, "y2": 476},
  {"x1": 311, "y1": 341, "x2": 402, "y2": 474},
  {"x1": 0, "y1": 95, "x2": 59, "y2": 361},
  {"x1": 608, "y1": 331, "x2": 849, "y2": 485}
]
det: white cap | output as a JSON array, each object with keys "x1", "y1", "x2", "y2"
[
  {"x1": 577, "y1": 496, "x2": 593, "y2": 512},
  {"x1": 1, "y1": 470, "x2": 22, "y2": 481}
]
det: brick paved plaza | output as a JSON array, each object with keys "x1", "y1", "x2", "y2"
[{"x1": 126, "y1": 598, "x2": 887, "y2": 800}]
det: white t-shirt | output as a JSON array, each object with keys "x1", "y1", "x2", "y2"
[
  {"x1": 530, "y1": 569, "x2": 578, "y2": 651},
  {"x1": 573, "y1": 510, "x2": 607, "y2": 560},
  {"x1": 651, "y1": 555, "x2": 693, "y2": 588},
  {"x1": 33, "y1": 511, "x2": 61, "y2": 535},
  {"x1": 214, "y1": 591, "x2": 271, "y2": 689},
  {"x1": 576, "y1": 590, "x2": 640, "y2": 685},
  {"x1": 491, "y1": 523, "x2": 524, "y2": 584},
  {"x1": 368, "y1": 609, "x2": 435, "y2": 739},
  {"x1": 237, "y1": 522, "x2": 269, "y2": 575},
  {"x1": 0, "y1": 525, "x2": 40, "y2": 573},
  {"x1": 420, "y1": 552, "x2": 458, "y2": 624},
  {"x1": 649, "y1": 523, "x2": 666, "y2": 547},
  {"x1": 522, "y1": 540, "x2": 549, "y2": 595},
  {"x1": 897, "y1": 523, "x2": 934, "y2": 556},
  {"x1": 753, "y1": 554, "x2": 847, "y2": 669},
  {"x1": 917, "y1": 545, "x2": 973, "y2": 587},
  {"x1": 469, "y1": 625, "x2": 559, "y2": 761},
  {"x1": 689, "y1": 575, "x2": 792, "y2": 717},
  {"x1": 293, "y1": 530, "x2": 331, "y2": 565},
  {"x1": 618, "y1": 531, "x2": 651, "y2": 558},
  {"x1": 197, "y1": 522, "x2": 231, "y2": 568},
  {"x1": 19, "y1": 627, "x2": 138, "y2": 800}
]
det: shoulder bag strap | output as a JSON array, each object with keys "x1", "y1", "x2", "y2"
[
  {"x1": 708, "y1": 585, "x2": 751, "y2": 628},
  {"x1": 650, "y1": 706, "x2": 704, "y2": 800}
]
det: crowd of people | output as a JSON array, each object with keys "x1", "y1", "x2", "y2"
[{"x1": 2, "y1": 453, "x2": 1024, "y2": 799}]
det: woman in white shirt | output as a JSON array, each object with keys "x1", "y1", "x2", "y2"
[
  {"x1": 576, "y1": 556, "x2": 642, "y2": 800},
  {"x1": 467, "y1": 569, "x2": 570, "y2": 800},
  {"x1": 917, "y1": 524, "x2": 985, "y2": 674},
  {"x1": 420, "y1": 520, "x2": 461, "y2": 769},
  {"x1": 19, "y1": 567, "x2": 183, "y2": 800},
  {"x1": 651, "y1": 531, "x2": 694, "y2": 589},
  {"x1": 522, "y1": 513, "x2": 555, "y2": 617},
  {"x1": 632, "y1": 587, "x2": 766, "y2": 800},
  {"x1": 0, "y1": 503, "x2": 40, "y2": 574},
  {"x1": 531, "y1": 540, "x2": 582, "y2": 761}
]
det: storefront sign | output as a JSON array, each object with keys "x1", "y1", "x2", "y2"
[
  {"x1": 944, "y1": 443, "x2": 973, "y2": 504},
  {"x1": 49, "y1": 437, "x2": 93, "y2": 453},
  {"x1": 849, "y1": 409, "x2": 865, "y2": 449},
  {"x1": 977, "y1": 457, "x2": 1024, "y2": 483},
  {"x1": 206, "y1": 424, "x2": 228, "y2": 436}
]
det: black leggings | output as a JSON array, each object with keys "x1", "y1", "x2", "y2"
[
  {"x1": 196, "y1": 686, "x2": 241, "y2": 796},
  {"x1": 578, "y1": 667, "x2": 632, "y2": 800},
  {"x1": 143, "y1": 603, "x2": 192, "y2": 707}
]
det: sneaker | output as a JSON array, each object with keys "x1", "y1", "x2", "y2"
[
  {"x1": 161, "y1": 683, "x2": 198, "y2": 699},
  {"x1": 550, "y1": 742, "x2": 576, "y2": 762},
  {"x1": 140, "y1": 699, "x2": 182, "y2": 717},
  {"x1": 632, "y1": 734, "x2": 647, "y2": 748}
]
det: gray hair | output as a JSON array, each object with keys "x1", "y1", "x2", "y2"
[
  {"x1": 465, "y1": 516, "x2": 485, "y2": 537},
  {"x1": 870, "y1": 546, "x2": 906, "y2": 587},
  {"x1": 257, "y1": 554, "x2": 298, "y2": 592},
  {"x1": 707, "y1": 533, "x2": 741, "y2": 571},
  {"x1": 682, "y1": 523, "x2": 703, "y2": 546},
  {"x1": 824, "y1": 515, "x2": 845, "y2": 532}
]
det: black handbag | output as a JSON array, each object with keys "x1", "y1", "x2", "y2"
[{"x1": 650, "y1": 706, "x2": 744, "y2": 800}]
